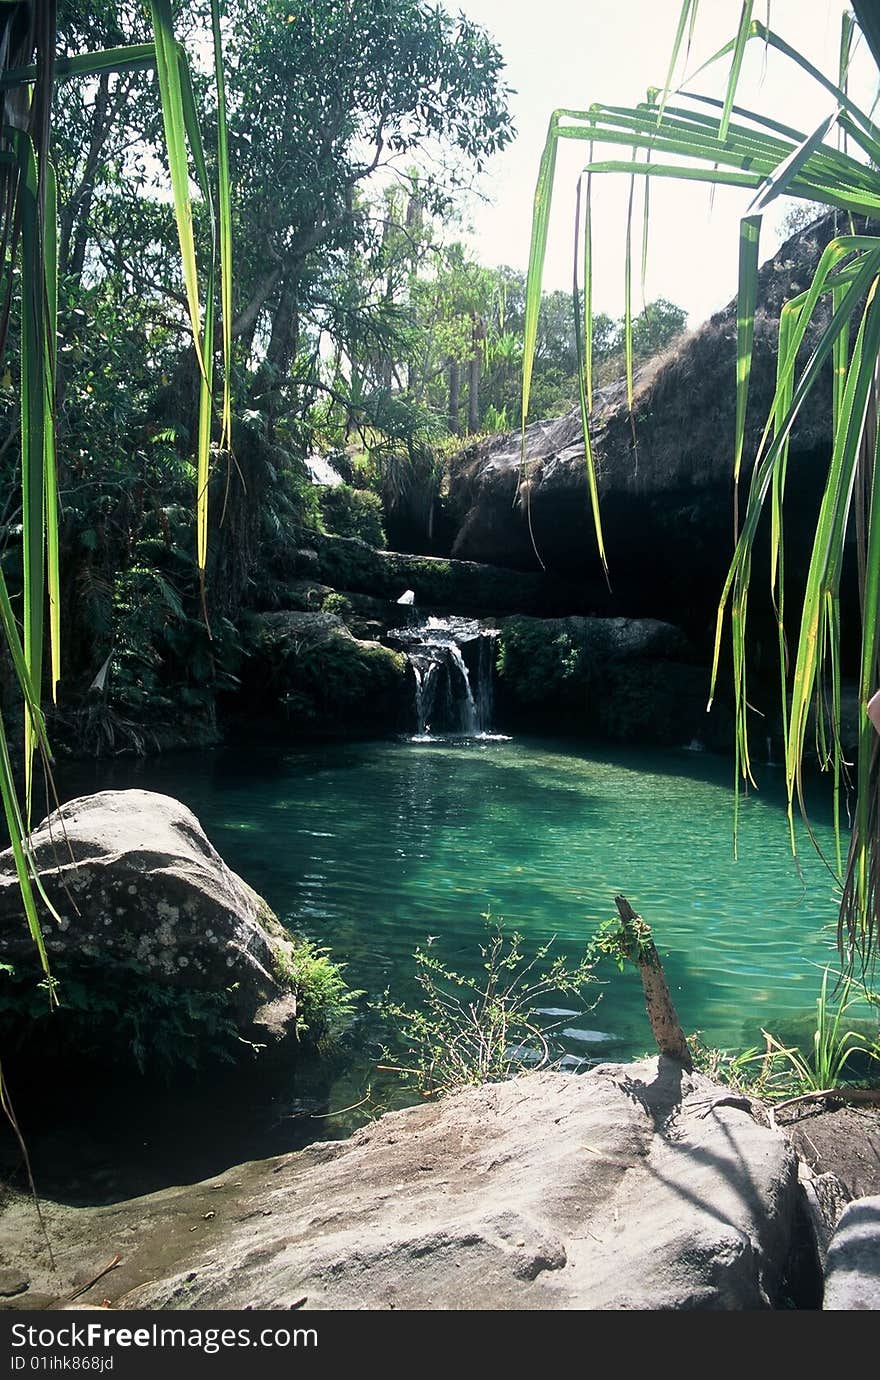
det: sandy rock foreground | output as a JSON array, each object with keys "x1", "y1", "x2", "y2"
[{"x1": 3, "y1": 1058, "x2": 800, "y2": 1311}]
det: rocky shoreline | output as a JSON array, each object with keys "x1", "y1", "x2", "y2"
[{"x1": 1, "y1": 1058, "x2": 877, "y2": 1311}]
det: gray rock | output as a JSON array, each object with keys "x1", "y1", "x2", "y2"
[
  {"x1": 0, "y1": 1270, "x2": 29, "y2": 1298},
  {"x1": 120, "y1": 1059, "x2": 798, "y2": 1311},
  {"x1": 798, "y1": 1162, "x2": 851, "y2": 1266},
  {"x1": 824, "y1": 1196, "x2": 880, "y2": 1309},
  {"x1": 0, "y1": 790, "x2": 303, "y2": 1062}
]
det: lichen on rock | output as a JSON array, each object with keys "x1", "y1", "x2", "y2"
[{"x1": 0, "y1": 789, "x2": 353, "y2": 1073}]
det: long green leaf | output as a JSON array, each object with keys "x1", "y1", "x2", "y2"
[
  {"x1": 18, "y1": 133, "x2": 46, "y2": 815},
  {"x1": 0, "y1": 44, "x2": 156, "y2": 90},
  {"x1": 177, "y1": 46, "x2": 216, "y2": 574},
  {"x1": 733, "y1": 214, "x2": 762, "y2": 538},
  {"x1": 786, "y1": 285, "x2": 880, "y2": 836},
  {"x1": 583, "y1": 165, "x2": 594, "y2": 411},
  {"x1": 657, "y1": 0, "x2": 698, "y2": 125},
  {"x1": 720, "y1": 2, "x2": 755, "y2": 142},
  {"x1": 148, "y1": 1, "x2": 206, "y2": 382},
  {"x1": 522, "y1": 115, "x2": 560, "y2": 438},
  {"x1": 43, "y1": 158, "x2": 59, "y2": 702},
  {"x1": 624, "y1": 166, "x2": 635, "y2": 411},
  {"x1": 748, "y1": 108, "x2": 840, "y2": 213},
  {"x1": 211, "y1": 0, "x2": 233, "y2": 450},
  {"x1": 572, "y1": 176, "x2": 608, "y2": 582},
  {"x1": 0, "y1": 711, "x2": 49, "y2": 978}
]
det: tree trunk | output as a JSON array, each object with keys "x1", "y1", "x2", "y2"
[
  {"x1": 468, "y1": 350, "x2": 480, "y2": 433},
  {"x1": 448, "y1": 358, "x2": 460, "y2": 434},
  {"x1": 613, "y1": 895, "x2": 692, "y2": 1069},
  {"x1": 265, "y1": 277, "x2": 300, "y2": 378},
  {"x1": 468, "y1": 313, "x2": 485, "y2": 434}
]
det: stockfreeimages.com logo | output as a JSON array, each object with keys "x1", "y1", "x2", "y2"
[{"x1": 11, "y1": 1322, "x2": 318, "y2": 1360}]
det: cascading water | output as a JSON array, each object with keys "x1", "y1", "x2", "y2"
[{"x1": 385, "y1": 616, "x2": 500, "y2": 738}]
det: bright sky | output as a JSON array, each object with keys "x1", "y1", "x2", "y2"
[{"x1": 455, "y1": 1, "x2": 876, "y2": 326}]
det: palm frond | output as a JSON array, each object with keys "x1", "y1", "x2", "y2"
[{"x1": 524, "y1": 11, "x2": 880, "y2": 969}]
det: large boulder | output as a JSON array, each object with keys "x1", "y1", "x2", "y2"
[
  {"x1": 105, "y1": 1059, "x2": 798, "y2": 1311},
  {"x1": 446, "y1": 215, "x2": 852, "y2": 661},
  {"x1": 0, "y1": 790, "x2": 341, "y2": 1072},
  {"x1": 240, "y1": 610, "x2": 410, "y2": 732},
  {"x1": 823, "y1": 1196, "x2": 880, "y2": 1310}
]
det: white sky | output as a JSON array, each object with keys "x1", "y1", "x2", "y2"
[{"x1": 454, "y1": 1, "x2": 877, "y2": 325}]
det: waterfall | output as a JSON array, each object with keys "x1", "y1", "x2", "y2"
[{"x1": 386, "y1": 616, "x2": 499, "y2": 738}]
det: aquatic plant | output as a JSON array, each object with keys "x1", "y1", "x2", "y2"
[
  {"x1": 693, "y1": 967, "x2": 880, "y2": 1099},
  {"x1": 378, "y1": 914, "x2": 596, "y2": 1097},
  {"x1": 760, "y1": 967, "x2": 876, "y2": 1093},
  {"x1": 523, "y1": 2, "x2": 880, "y2": 972}
]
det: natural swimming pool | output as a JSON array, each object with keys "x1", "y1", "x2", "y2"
[{"x1": 62, "y1": 733, "x2": 850, "y2": 1099}]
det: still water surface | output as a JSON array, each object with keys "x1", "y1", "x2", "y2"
[{"x1": 62, "y1": 734, "x2": 848, "y2": 1085}]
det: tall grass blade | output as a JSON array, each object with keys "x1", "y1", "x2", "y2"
[
  {"x1": 18, "y1": 134, "x2": 46, "y2": 815},
  {"x1": 177, "y1": 46, "x2": 216, "y2": 576},
  {"x1": 0, "y1": 710, "x2": 49, "y2": 978},
  {"x1": 657, "y1": 1, "x2": 698, "y2": 125},
  {"x1": 211, "y1": 0, "x2": 233, "y2": 450},
  {"x1": 720, "y1": 2, "x2": 755, "y2": 142},
  {"x1": 522, "y1": 115, "x2": 560, "y2": 437},
  {"x1": 748, "y1": 109, "x2": 840, "y2": 213},
  {"x1": 624, "y1": 169, "x2": 634, "y2": 410},
  {"x1": 148, "y1": 0, "x2": 206, "y2": 381},
  {"x1": 572, "y1": 177, "x2": 608, "y2": 582},
  {"x1": 43, "y1": 158, "x2": 59, "y2": 702},
  {"x1": 734, "y1": 214, "x2": 761, "y2": 538},
  {"x1": 583, "y1": 165, "x2": 593, "y2": 411},
  {"x1": 0, "y1": 45, "x2": 157, "y2": 89},
  {"x1": 786, "y1": 285, "x2": 880, "y2": 844}
]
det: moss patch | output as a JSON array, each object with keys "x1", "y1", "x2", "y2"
[{"x1": 249, "y1": 611, "x2": 408, "y2": 730}]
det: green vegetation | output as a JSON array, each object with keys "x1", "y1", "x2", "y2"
[
  {"x1": 0, "y1": 932, "x2": 355, "y2": 1074},
  {"x1": 255, "y1": 615, "x2": 407, "y2": 727},
  {"x1": 272, "y1": 939, "x2": 362, "y2": 1044},
  {"x1": 319, "y1": 485, "x2": 387, "y2": 548},
  {"x1": 496, "y1": 618, "x2": 583, "y2": 705},
  {"x1": 692, "y1": 969, "x2": 880, "y2": 1100},
  {"x1": 378, "y1": 916, "x2": 595, "y2": 1097}
]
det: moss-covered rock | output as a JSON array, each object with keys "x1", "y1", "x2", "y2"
[
  {"x1": 247, "y1": 610, "x2": 409, "y2": 732},
  {"x1": 285, "y1": 529, "x2": 587, "y2": 617},
  {"x1": 496, "y1": 614, "x2": 731, "y2": 746},
  {"x1": 0, "y1": 790, "x2": 354, "y2": 1075},
  {"x1": 318, "y1": 483, "x2": 386, "y2": 547}
]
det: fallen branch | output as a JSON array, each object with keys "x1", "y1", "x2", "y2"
[
  {"x1": 62, "y1": 1255, "x2": 122, "y2": 1304},
  {"x1": 773, "y1": 1087, "x2": 880, "y2": 1111}
]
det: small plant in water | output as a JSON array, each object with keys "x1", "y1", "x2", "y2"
[
  {"x1": 692, "y1": 969, "x2": 880, "y2": 1100},
  {"x1": 689, "y1": 1035, "x2": 778, "y2": 1100},
  {"x1": 759, "y1": 969, "x2": 876, "y2": 1094},
  {"x1": 378, "y1": 914, "x2": 596, "y2": 1097}
]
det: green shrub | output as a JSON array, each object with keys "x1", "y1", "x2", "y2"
[
  {"x1": 266, "y1": 622, "x2": 407, "y2": 725},
  {"x1": 496, "y1": 617, "x2": 583, "y2": 705},
  {"x1": 377, "y1": 915, "x2": 596, "y2": 1097},
  {"x1": 0, "y1": 935, "x2": 358, "y2": 1074},
  {"x1": 319, "y1": 483, "x2": 387, "y2": 547},
  {"x1": 274, "y1": 938, "x2": 361, "y2": 1042}
]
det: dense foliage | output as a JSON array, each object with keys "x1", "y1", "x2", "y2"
[{"x1": 0, "y1": 0, "x2": 689, "y2": 766}]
